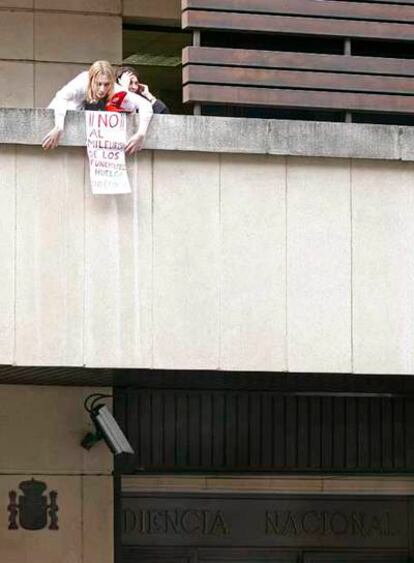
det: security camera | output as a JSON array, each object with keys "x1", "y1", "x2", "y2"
[{"x1": 81, "y1": 394, "x2": 134, "y2": 456}]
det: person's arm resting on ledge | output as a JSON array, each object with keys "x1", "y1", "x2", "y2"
[
  {"x1": 120, "y1": 89, "x2": 153, "y2": 155},
  {"x1": 42, "y1": 72, "x2": 89, "y2": 151}
]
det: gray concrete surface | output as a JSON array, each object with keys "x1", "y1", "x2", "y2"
[{"x1": 0, "y1": 108, "x2": 411, "y2": 160}]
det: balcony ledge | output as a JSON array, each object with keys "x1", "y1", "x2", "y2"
[{"x1": 0, "y1": 108, "x2": 413, "y2": 161}]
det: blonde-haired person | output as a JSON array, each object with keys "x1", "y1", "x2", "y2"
[{"x1": 42, "y1": 60, "x2": 153, "y2": 154}]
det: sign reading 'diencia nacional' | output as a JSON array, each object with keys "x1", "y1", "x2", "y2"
[
  {"x1": 121, "y1": 494, "x2": 410, "y2": 549},
  {"x1": 85, "y1": 111, "x2": 131, "y2": 195}
]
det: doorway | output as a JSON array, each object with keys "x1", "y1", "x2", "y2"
[{"x1": 118, "y1": 491, "x2": 413, "y2": 563}]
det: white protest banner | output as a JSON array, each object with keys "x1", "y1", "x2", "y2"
[{"x1": 85, "y1": 111, "x2": 131, "y2": 195}]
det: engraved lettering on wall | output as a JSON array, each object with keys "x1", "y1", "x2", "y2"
[
  {"x1": 265, "y1": 510, "x2": 396, "y2": 537},
  {"x1": 123, "y1": 508, "x2": 230, "y2": 536}
]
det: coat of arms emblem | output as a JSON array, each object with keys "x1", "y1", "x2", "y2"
[{"x1": 8, "y1": 478, "x2": 59, "y2": 531}]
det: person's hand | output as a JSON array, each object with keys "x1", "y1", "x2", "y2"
[
  {"x1": 125, "y1": 133, "x2": 145, "y2": 155},
  {"x1": 42, "y1": 126, "x2": 63, "y2": 151},
  {"x1": 140, "y1": 84, "x2": 156, "y2": 103},
  {"x1": 118, "y1": 71, "x2": 133, "y2": 90}
]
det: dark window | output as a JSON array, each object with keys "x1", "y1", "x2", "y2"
[{"x1": 123, "y1": 25, "x2": 192, "y2": 115}]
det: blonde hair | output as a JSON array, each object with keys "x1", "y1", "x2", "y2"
[{"x1": 87, "y1": 60, "x2": 115, "y2": 103}]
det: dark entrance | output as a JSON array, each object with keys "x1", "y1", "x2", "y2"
[
  {"x1": 122, "y1": 551, "x2": 408, "y2": 563},
  {"x1": 114, "y1": 373, "x2": 414, "y2": 563},
  {"x1": 119, "y1": 492, "x2": 413, "y2": 563}
]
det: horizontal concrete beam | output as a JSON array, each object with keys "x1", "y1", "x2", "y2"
[{"x1": 0, "y1": 108, "x2": 412, "y2": 160}]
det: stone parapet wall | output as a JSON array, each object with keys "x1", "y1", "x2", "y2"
[{"x1": 1, "y1": 109, "x2": 414, "y2": 161}]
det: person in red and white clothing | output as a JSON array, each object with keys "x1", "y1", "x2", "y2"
[{"x1": 42, "y1": 60, "x2": 153, "y2": 154}]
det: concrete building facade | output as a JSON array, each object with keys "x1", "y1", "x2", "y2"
[{"x1": 1, "y1": 1, "x2": 414, "y2": 563}]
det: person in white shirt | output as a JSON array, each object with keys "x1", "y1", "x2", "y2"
[{"x1": 42, "y1": 60, "x2": 153, "y2": 154}]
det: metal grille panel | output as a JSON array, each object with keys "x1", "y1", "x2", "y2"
[{"x1": 116, "y1": 390, "x2": 414, "y2": 473}]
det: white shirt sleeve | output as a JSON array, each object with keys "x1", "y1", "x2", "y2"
[
  {"x1": 116, "y1": 87, "x2": 154, "y2": 137},
  {"x1": 48, "y1": 71, "x2": 89, "y2": 129}
]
